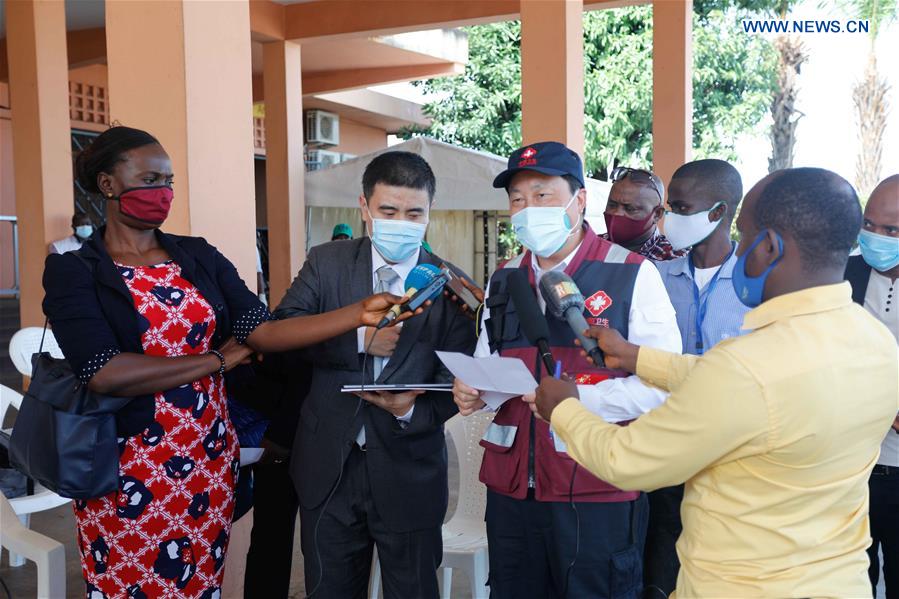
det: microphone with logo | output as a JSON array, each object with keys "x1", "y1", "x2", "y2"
[
  {"x1": 376, "y1": 263, "x2": 450, "y2": 329},
  {"x1": 506, "y1": 269, "x2": 557, "y2": 374},
  {"x1": 539, "y1": 271, "x2": 606, "y2": 368}
]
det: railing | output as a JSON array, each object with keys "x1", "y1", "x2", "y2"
[{"x1": 0, "y1": 216, "x2": 19, "y2": 298}]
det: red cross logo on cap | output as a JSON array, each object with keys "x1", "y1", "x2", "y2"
[
  {"x1": 585, "y1": 290, "x2": 612, "y2": 317},
  {"x1": 521, "y1": 147, "x2": 537, "y2": 159}
]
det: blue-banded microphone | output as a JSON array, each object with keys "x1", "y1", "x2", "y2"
[
  {"x1": 539, "y1": 271, "x2": 605, "y2": 368},
  {"x1": 376, "y1": 263, "x2": 447, "y2": 329}
]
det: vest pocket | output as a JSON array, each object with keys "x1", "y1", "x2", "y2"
[{"x1": 478, "y1": 423, "x2": 521, "y2": 495}]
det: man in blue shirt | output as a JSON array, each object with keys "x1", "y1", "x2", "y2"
[{"x1": 643, "y1": 159, "x2": 750, "y2": 597}]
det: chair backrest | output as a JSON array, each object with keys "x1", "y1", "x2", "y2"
[
  {"x1": 0, "y1": 384, "x2": 24, "y2": 426},
  {"x1": 445, "y1": 412, "x2": 493, "y2": 521},
  {"x1": 9, "y1": 327, "x2": 64, "y2": 377}
]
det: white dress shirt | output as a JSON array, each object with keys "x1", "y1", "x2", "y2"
[
  {"x1": 474, "y1": 242, "x2": 683, "y2": 422},
  {"x1": 863, "y1": 269, "x2": 899, "y2": 467},
  {"x1": 355, "y1": 244, "x2": 419, "y2": 434}
]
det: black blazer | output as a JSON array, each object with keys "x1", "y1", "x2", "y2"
[
  {"x1": 274, "y1": 238, "x2": 476, "y2": 533},
  {"x1": 845, "y1": 254, "x2": 873, "y2": 306},
  {"x1": 42, "y1": 228, "x2": 267, "y2": 437}
]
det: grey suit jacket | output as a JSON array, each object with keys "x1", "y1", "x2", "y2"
[{"x1": 274, "y1": 237, "x2": 476, "y2": 532}]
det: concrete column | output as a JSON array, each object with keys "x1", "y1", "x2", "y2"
[
  {"x1": 520, "y1": 0, "x2": 584, "y2": 157},
  {"x1": 652, "y1": 0, "x2": 693, "y2": 191},
  {"x1": 263, "y1": 41, "x2": 306, "y2": 306},
  {"x1": 106, "y1": 0, "x2": 257, "y2": 283},
  {"x1": 6, "y1": 0, "x2": 74, "y2": 327}
]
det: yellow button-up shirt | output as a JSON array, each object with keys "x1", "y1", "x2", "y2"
[{"x1": 552, "y1": 283, "x2": 899, "y2": 598}]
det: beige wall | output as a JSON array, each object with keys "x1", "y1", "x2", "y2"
[{"x1": 327, "y1": 116, "x2": 388, "y2": 156}]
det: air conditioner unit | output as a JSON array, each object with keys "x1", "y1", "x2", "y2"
[
  {"x1": 306, "y1": 149, "x2": 342, "y2": 171},
  {"x1": 340, "y1": 153, "x2": 357, "y2": 162},
  {"x1": 306, "y1": 110, "x2": 340, "y2": 146}
]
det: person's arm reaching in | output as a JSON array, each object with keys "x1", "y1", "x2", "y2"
[
  {"x1": 529, "y1": 345, "x2": 769, "y2": 492},
  {"x1": 573, "y1": 262, "x2": 683, "y2": 422}
]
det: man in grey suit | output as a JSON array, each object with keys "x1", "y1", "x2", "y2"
[{"x1": 274, "y1": 151, "x2": 477, "y2": 599}]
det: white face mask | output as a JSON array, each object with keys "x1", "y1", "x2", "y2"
[
  {"x1": 663, "y1": 202, "x2": 726, "y2": 251},
  {"x1": 511, "y1": 191, "x2": 581, "y2": 258}
]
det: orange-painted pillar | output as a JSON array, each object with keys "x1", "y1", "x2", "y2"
[
  {"x1": 520, "y1": 0, "x2": 585, "y2": 157},
  {"x1": 652, "y1": 0, "x2": 693, "y2": 191},
  {"x1": 6, "y1": 0, "x2": 74, "y2": 327},
  {"x1": 106, "y1": 0, "x2": 257, "y2": 284},
  {"x1": 263, "y1": 41, "x2": 306, "y2": 306}
]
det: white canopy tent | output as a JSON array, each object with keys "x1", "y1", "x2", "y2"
[
  {"x1": 303, "y1": 137, "x2": 610, "y2": 282},
  {"x1": 305, "y1": 137, "x2": 510, "y2": 212}
]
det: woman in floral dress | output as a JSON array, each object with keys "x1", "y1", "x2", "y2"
[{"x1": 43, "y1": 126, "x2": 411, "y2": 598}]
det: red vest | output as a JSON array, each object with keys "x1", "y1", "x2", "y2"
[{"x1": 479, "y1": 227, "x2": 644, "y2": 502}]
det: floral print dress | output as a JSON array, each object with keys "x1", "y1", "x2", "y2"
[{"x1": 76, "y1": 261, "x2": 238, "y2": 599}]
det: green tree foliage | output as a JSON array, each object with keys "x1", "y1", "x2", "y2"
[{"x1": 406, "y1": 7, "x2": 777, "y2": 177}]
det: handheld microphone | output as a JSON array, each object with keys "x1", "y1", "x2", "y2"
[
  {"x1": 506, "y1": 269, "x2": 556, "y2": 374},
  {"x1": 538, "y1": 271, "x2": 605, "y2": 368},
  {"x1": 376, "y1": 264, "x2": 447, "y2": 329}
]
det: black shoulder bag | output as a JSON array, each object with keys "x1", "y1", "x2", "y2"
[{"x1": 8, "y1": 253, "x2": 132, "y2": 499}]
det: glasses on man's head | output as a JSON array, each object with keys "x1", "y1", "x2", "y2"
[{"x1": 610, "y1": 166, "x2": 664, "y2": 204}]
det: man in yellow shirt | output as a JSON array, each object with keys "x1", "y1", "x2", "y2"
[{"x1": 530, "y1": 168, "x2": 899, "y2": 598}]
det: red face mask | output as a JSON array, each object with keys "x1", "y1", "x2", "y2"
[
  {"x1": 603, "y1": 210, "x2": 657, "y2": 245},
  {"x1": 115, "y1": 186, "x2": 173, "y2": 225}
]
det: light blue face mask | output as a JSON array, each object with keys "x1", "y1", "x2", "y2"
[
  {"x1": 75, "y1": 225, "x2": 93, "y2": 240},
  {"x1": 732, "y1": 229, "x2": 784, "y2": 308},
  {"x1": 370, "y1": 218, "x2": 428, "y2": 263},
  {"x1": 511, "y1": 191, "x2": 580, "y2": 258},
  {"x1": 858, "y1": 230, "x2": 899, "y2": 272}
]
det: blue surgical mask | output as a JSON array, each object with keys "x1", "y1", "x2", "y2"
[
  {"x1": 369, "y1": 217, "x2": 427, "y2": 263},
  {"x1": 858, "y1": 230, "x2": 899, "y2": 272},
  {"x1": 732, "y1": 229, "x2": 784, "y2": 308},
  {"x1": 511, "y1": 191, "x2": 580, "y2": 258},
  {"x1": 75, "y1": 225, "x2": 93, "y2": 240}
]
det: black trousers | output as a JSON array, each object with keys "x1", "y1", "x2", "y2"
[
  {"x1": 299, "y1": 446, "x2": 443, "y2": 599},
  {"x1": 243, "y1": 460, "x2": 300, "y2": 599},
  {"x1": 485, "y1": 489, "x2": 648, "y2": 599},
  {"x1": 868, "y1": 465, "x2": 899, "y2": 599},
  {"x1": 642, "y1": 484, "x2": 684, "y2": 598}
]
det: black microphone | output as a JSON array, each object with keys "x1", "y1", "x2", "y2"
[
  {"x1": 538, "y1": 271, "x2": 606, "y2": 368},
  {"x1": 506, "y1": 269, "x2": 556, "y2": 374}
]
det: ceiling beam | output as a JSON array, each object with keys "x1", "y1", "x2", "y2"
[
  {"x1": 284, "y1": 0, "x2": 520, "y2": 42},
  {"x1": 250, "y1": 0, "x2": 286, "y2": 42},
  {"x1": 284, "y1": 0, "x2": 649, "y2": 42},
  {"x1": 303, "y1": 62, "x2": 462, "y2": 95},
  {"x1": 0, "y1": 26, "x2": 107, "y2": 81}
]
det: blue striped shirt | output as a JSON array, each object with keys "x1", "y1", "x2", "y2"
[{"x1": 655, "y1": 247, "x2": 750, "y2": 355}]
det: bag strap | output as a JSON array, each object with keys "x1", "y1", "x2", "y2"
[{"x1": 38, "y1": 317, "x2": 49, "y2": 355}]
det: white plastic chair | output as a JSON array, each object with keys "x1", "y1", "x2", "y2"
[
  {"x1": 0, "y1": 490, "x2": 65, "y2": 598},
  {"x1": 370, "y1": 412, "x2": 493, "y2": 599},
  {"x1": 9, "y1": 327, "x2": 64, "y2": 377},
  {"x1": 0, "y1": 384, "x2": 72, "y2": 567}
]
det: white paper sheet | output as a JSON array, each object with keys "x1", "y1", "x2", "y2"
[{"x1": 435, "y1": 351, "x2": 538, "y2": 410}]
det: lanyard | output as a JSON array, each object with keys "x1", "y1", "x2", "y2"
[{"x1": 688, "y1": 244, "x2": 735, "y2": 354}]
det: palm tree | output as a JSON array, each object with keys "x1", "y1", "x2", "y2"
[
  {"x1": 768, "y1": 0, "x2": 807, "y2": 172},
  {"x1": 848, "y1": 0, "x2": 896, "y2": 197}
]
